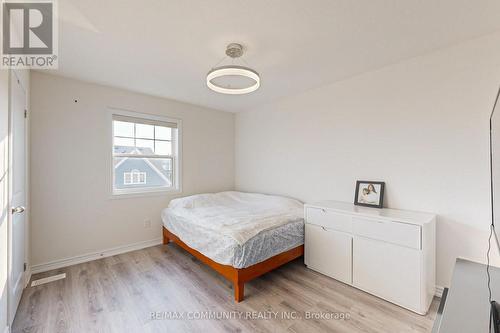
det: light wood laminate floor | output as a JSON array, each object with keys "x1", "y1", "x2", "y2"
[{"x1": 13, "y1": 244, "x2": 439, "y2": 333}]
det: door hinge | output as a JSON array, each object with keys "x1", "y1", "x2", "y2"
[
  {"x1": 24, "y1": 109, "x2": 27, "y2": 118},
  {"x1": 24, "y1": 263, "x2": 27, "y2": 271}
]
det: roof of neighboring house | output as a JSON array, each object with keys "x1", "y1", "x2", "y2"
[
  {"x1": 114, "y1": 146, "x2": 153, "y2": 155},
  {"x1": 114, "y1": 146, "x2": 171, "y2": 182}
]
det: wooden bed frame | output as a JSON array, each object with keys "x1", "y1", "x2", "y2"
[{"x1": 162, "y1": 227, "x2": 304, "y2": 302}]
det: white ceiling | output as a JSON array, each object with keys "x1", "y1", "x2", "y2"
[{"x1": 53, "y1": 0, "x2": 500, "y2": 112}]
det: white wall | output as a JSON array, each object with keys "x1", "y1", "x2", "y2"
[
  {"x1": 0, "y1": 69, "x2": 10, "y2": 333},
  {"x1": 235, "y1": 32, "x2": 500, "y2": 287},
  {"x1": 30, "y1": 72, "x2": 235, "y2": 267}
]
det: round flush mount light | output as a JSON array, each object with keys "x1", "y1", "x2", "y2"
[
  {"x1": 206, "y1": 43, "x2": 260, "y2": 95},
  {"x1": 207, "y1": 65, "x2": 260, "y2": 95}
]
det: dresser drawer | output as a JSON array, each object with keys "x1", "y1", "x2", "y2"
[
  {"x1": 352, "y1": 217, "x2": 421, "y2": 249},
  {"x1": 306, "y1": 207, "x2": 352, "y2": 233}
]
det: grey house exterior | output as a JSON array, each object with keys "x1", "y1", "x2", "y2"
[{"x1": 114, "y1": 146, "x2": 172, "y2": 190}]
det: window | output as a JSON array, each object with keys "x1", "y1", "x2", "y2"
[
  {"x1": 123, "y1": 170, "x2": 147, "y2": 185},
  {"x1": 112, "y1": 111, "x2": 181, "y2": 195}
]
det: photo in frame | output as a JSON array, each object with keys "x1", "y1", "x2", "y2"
[{"x1": 354, "y1": 181, "x2": 385, "y2": 208}]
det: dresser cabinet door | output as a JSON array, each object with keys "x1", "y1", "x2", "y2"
[
  {"x1": 352, "y1": 236, "x2": 422, "y2": 313},
  {"x1": 305, "y1": 224, "x2": 352, "y2": 284}
]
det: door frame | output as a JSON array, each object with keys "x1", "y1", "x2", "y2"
[{"x1": 7, "y1": 68, "x2": 30, "y2": 326}]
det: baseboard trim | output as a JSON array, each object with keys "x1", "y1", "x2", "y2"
[
  {"x1": 24, "y1": 267, "x2": 32, "y2": 288},
  {"x1": 435, "y1": 285, "x2": 445, "y2": 298},
  {"x1": 31, "y1": 238, "x2": 162, "y2": 274}
]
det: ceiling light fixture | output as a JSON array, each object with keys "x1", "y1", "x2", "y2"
[{"x1": 206, "y1": 43, "x2": 260, "y2": 95}]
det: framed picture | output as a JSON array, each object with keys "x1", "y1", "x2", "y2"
[{"x1": 354, "y1": 181, "x2": 385, "y2": 208}]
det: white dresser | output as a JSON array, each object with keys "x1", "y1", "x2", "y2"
[{"x1": 304, "y1": 201, "x2": 436, "y2": 315}]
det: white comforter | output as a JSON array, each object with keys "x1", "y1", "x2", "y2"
[{"x1": 164, "y1": 191, "x2": 304, "y2": 245}]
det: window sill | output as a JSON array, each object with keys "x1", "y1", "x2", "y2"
[{"x1": 110, "y1": 187, "x2": 182, "y2": 200}]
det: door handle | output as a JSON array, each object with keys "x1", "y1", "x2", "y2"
[{"x1": 11, "y1": 206, "x2": 25, "y2": 214}]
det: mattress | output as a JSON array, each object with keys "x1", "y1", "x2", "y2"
[{"x1": 161, "y1": 191, "x2": 304, "y2": 268}]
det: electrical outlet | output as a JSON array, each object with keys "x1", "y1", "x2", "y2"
[{"x1": 144, "y1": 219, "x2": 152, "y2": 228}]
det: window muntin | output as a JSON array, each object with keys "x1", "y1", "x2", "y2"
[
  {"x1": 113, "y1": 121, "x2": 173, "y2": 156},
  {"x1": 112, "y1": 113, "x2": 179, "y2": 195}
]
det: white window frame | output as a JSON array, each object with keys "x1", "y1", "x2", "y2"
[{"x1": 110, "y1": 108, "x2": 182, "y2": 197}]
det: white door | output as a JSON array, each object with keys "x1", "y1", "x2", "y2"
[
  {"x1": 305, "y1": 224, "x2": 353, "y2": 284},
  {"x1": 8, "y1": 72, "x2": 27, "y2": 323},
  {"x1": 352, "y1": 236, "x2": 421, "y2": 312}
]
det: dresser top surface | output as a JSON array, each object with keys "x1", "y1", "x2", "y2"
[{"x1": 305, "y1": 201, "x2": 436, "y2": 225}]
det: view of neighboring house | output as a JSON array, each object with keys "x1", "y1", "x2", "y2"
[{"x1": 113, "y1": 146, "x2": 172, "y2": 190}]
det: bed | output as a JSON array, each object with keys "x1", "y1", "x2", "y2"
[{"x1": 161, "y1": 191, "x2": 304, "y2": 302}]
